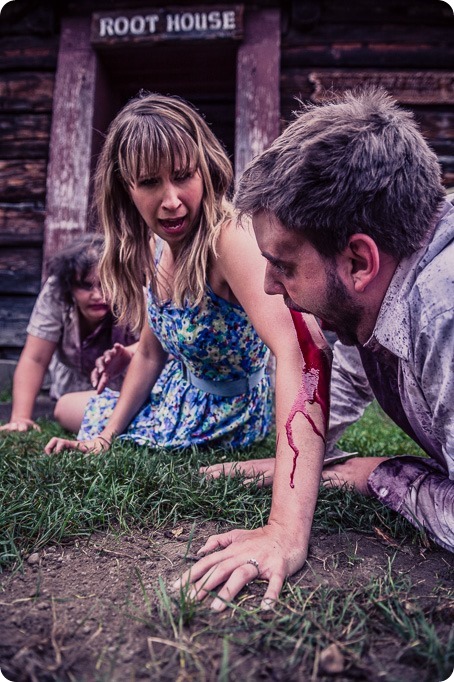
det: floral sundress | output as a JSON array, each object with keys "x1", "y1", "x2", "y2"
[{"x1": 78, "y1": 276, "x2": 272, "y2": 449}]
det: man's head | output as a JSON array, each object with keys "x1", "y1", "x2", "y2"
[
  {"x1": 235, "y1": 88, "x2": 446, "y2": 344},
  {"x1": 235, "y1": 87, "x2": 445, "y2": 260}
]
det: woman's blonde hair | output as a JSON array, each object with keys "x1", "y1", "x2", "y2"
[{"x1": 95, "y1": 91, "x2": 234, "y2": 332}]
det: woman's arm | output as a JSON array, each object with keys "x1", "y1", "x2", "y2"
[
  {"x1": 0, "y1": 335, "x2": 57, "y2": 432},
  {"x1": 175, "y1": 220, "x2": 331, "y2": 609},
  {"x1": 45, "y1": 325, "x2": 168, "y2": 453}
]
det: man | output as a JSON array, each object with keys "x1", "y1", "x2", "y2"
[
  {"x1": 241, "y1": 85, "x2": 453, "y2": 548},
  {"x1": 175, "y1": 88, "x2": 453, "y2": 610}
]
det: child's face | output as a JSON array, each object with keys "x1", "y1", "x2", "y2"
[
  {"x1": 128, "y1": 163, "x2": 204, "y2": 252},
  {"x1": 72, "y1": 268, "x2": 109, "y2": 327}
]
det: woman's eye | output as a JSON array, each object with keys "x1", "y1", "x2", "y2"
[
  {"x1": 174, "y1": 170, "x2": 193, "y2": 182},
  {"x1": 139, "y1": 178, "x2": 158, "y2": 187}
]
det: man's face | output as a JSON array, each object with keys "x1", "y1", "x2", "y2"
[{"x1": 252, "y1": 211, "x2": 363, "y2": 346}]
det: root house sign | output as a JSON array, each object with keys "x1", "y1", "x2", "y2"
[{"x1": 91, "y1": 5, "x2": 244, "y2": 45}]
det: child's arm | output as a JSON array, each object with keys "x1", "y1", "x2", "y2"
[
  {"x1": 91, "y1": 341, "x2": 140, "y2": 394},
  {"x1": 0, "y1": 335, "x2": 57, "y2": 432}
]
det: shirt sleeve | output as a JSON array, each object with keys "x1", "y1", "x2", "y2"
[
  {"x1": 26, "y1": 277, "x2": 66, "y2": 343},
  {"x1": 415, "y1": 309, "x2": 454, "y2": 478},
  {"x1": 326, "y1": 342, "x2": 375, "y2": 457},
  {"x1": 368, "y1": 456, "x2": 454, "y2": 552}
]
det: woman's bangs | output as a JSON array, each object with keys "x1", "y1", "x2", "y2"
[{"x1": 118, "y1": 117, "x2": 199, "y2": 184}]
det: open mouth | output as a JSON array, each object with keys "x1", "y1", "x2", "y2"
[{"x1": 159, "y1": 217, "x2": 186, "y2": 232}]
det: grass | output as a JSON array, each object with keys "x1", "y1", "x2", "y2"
[
  {"x1": 0, "y1": 401, "x2": 453, "y2": 681},
  {"x1": 0, "y1": 402, "x2": 427, "y2": 567}
]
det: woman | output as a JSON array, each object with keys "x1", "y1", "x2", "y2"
[{"x1": 45, "y1": 93, "x2": 330, "y2": 611}]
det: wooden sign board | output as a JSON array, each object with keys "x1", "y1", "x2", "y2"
[
  {"x1": 309, "y1": 71, "x2": 454, "y2": 105},
  {"x1": 91, "y1": 5, "x2": 243, "y2": 46}
]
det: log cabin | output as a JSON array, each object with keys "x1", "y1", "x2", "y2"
[{"x1": 0, "y1": 0, "x2": 453, "y2": 386}]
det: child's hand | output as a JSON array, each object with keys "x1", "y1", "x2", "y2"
[
  {"x1": 91, "y1": 343, "x2": 132, "y2": 394},
  {"x1": 0, "y1": 418, "x2": 41, "y2": 433}
]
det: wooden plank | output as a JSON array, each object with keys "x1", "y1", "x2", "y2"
[
  {"x1": 284, "y1": 23, "x2": 454, "y2": 46},
  {"x1": 0, "y1": 160, "x2": 47, "y2": 201},
  {"x1": 0, "y1": 114, "x2": 51, "y2": 158},
  {"x1": 0, "y1": 72, "x2": 54, "y2": 112},
  {"x1": 0, "y1": 296, "x2": 36, "y2": 347},
  {"x1": 303, "y1": 0, "x2": 453, "y2": 25},
  {"x1": 0, "y1": 2, "x2": 55, "y2": 36},
  {"x1": 235, "y1": 8, "x2": 280, "y2": 183},
  {"x1": 282, "y1": 43, "x2": 454, "y2": 69},
  {"x1": 413, "y1": 110, "x2": 454, "y2": 140},
  {"x1": 0, "y1": 204, "x2": 45, "y2": 244},
  {"x1": 42, "y1": 17, "x2": 99, "y2": 274},
  {"x1": 0, "y1": 35, "x2": 58, "y2": 71},
  {"x1": 281, "y1": 69, "x2": 454, "y2": 105},
  {"x1": 0, "y1": 246, "x2": 42, "y2": 295}
]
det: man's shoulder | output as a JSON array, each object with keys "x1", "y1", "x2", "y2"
[{"x1": 410, "y1": 222, "x2": 454, "y2": 331}]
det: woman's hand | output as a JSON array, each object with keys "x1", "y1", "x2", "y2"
[
  {"x1": 0, "y1": 417, "x2": 41, "y2": 433},
  {"x1": 172, "y1": 522, "x2": 308, "y2": 612},
  {"x1": 91, "y1": 343, "x2": 134, "y2": 394},
  {"x1": 44, "y1": 435, "x2": 111, "y2": 455}
]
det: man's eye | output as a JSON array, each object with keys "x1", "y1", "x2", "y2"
[{"x1": 273, "y1": 262, "x2": 288, "y2": 275}]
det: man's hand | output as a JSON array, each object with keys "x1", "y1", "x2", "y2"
[
  {"x1": 44, "y1": 435, "x2": 111, "y2": 455},
  {"x1": 0, "y1": 418, "x2": 40, "y2": 433},
  {"x1": 200, "y1": 458, "x2": 275, "y2": 487},
  {"x1": 172, "y1": 523, "x2": 308, "y2": 612},
  {"x1": 91, "y1": 343, "x2": 132, "y2": 394},
  {"x1": 321, "y1": 456, "x2": 389, "y2": 495}
]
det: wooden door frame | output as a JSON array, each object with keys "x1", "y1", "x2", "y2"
[{"x1": 43, "y1": 7, "x2": 280, "y2": 273}]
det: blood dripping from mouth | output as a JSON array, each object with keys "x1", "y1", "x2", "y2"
[{"x1": 286, "y1": 310, "x2": 330, "y2": 488}]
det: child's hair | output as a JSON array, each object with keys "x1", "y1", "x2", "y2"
[
  {"x1": 95, "y1": 91, "x2": 234, "y2": 332},
  {"x1": 48, "y1": 234, "x2": 104, "y2": 305}
]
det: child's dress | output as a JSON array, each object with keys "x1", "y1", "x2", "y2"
[{"x1": 78, "y1": 278, "x2": 272, "y2": 449}]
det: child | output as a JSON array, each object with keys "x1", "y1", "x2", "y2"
[{"x1": 0, "y1": 235, "x2": 137, "y2": 433}]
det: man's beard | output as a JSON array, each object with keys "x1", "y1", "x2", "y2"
[{"x1": 323, "y1": 265, "x2": 362, "y2": 346}]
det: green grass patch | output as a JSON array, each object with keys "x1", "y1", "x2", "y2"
[
  {"x1": 0, "y1": 402, "x2": 430, "y2": 568},
  {"x1": 0, "y1": 402, "x2": 452, "y2": 682}
]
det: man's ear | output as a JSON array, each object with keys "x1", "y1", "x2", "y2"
[{"x1": 341, "y1": 234, "x2": 380, "y2": 293}]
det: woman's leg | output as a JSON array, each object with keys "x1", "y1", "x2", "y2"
[{"x1": 54, "y1": 390, "x2": 97, "y2": 432}]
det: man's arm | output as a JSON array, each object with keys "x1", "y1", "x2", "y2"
[{"x1": 326, "y1": 342, "x2": 375, "y2": 457}]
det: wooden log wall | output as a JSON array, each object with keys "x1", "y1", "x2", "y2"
[
  {"x1": 0, "y1": 0, "x2": 453, "y2": 366},
  {"x1": 280, "y1": 0, "x2": 454, "y2": 188},
  {"x1": 0, "y1": 5, "x2": 58, "y2": 358}
]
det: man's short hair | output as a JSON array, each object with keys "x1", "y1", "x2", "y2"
[{"x1": 235, "y1": 88, "x2": 445, "y2": 259}]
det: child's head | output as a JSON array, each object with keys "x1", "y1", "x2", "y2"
[
  {"x1": 48, "y1": 234, "x2": 104, "y2": 305},
  {"x1": 96, "y1": 92, "x2": 234, "y2": 330}
]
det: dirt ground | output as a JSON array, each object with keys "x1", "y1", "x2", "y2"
[{"x1": 0, "y1": 522, "x2": 452, "y2": 682}]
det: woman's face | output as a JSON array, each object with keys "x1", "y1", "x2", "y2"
[
  {"x1": 128, "y1": 163, "x2": 204, "y2": 253},
  {"x1": 72, "y1": 268, "x2": 109, "y2": 327}
]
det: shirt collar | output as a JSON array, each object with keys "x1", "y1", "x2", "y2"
[{"x1": 364, "y1": 199, "x2": 453, "y2": 360}]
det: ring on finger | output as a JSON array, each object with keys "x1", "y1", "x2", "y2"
[{"x1": 246, "y1": 558, "x2": 260, "y2": 575}]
